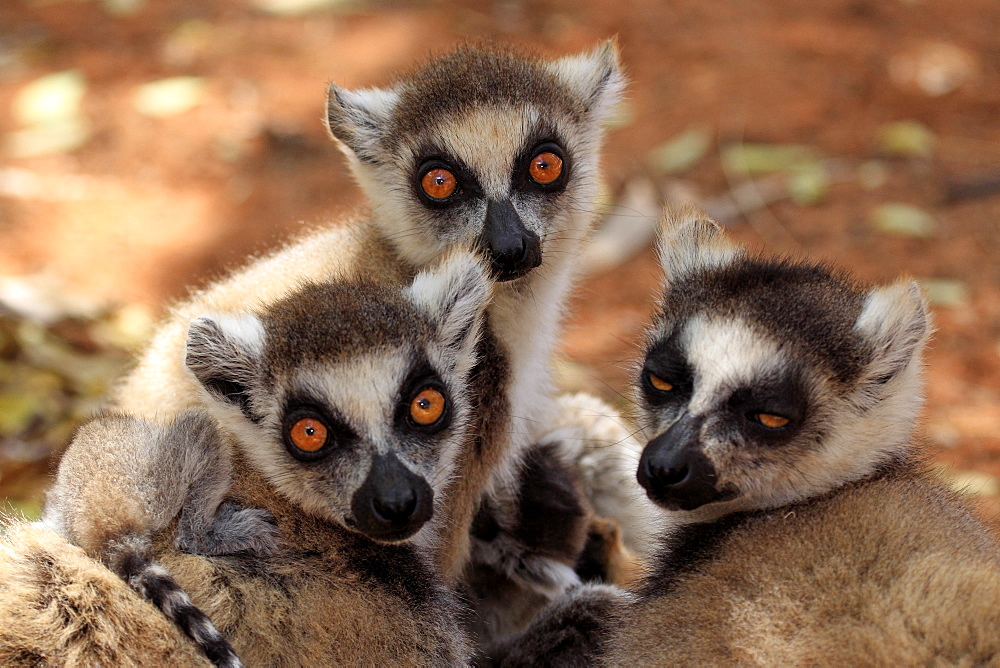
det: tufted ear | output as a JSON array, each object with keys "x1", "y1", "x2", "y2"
[
  {"x1": 324, "y1": 83, "x2": 400, "y2": 164},
  {"x1": 406, "y1": 250, "x2": 492, "y2": 373},
  {"x1": 547, "y1": 38, "x2": 627, "y2": 122},
  {"x1": 854, "y1": 279, "x2": 930, "y2": 387},
  {"x1": 656, "y1": 204, "x2": 741, "y2": 288},
  {"x1": 185, "y1": 312, "x2": 265, "y2": 420}
]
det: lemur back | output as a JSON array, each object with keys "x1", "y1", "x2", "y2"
[
  {"x1": 107, "y1": 41, "x2": 631, "y2": 645},
  {"x1": 607, "y1": 463, "x2": 1000, "y2": 665},
  {"x1": 485, "y1": 208, "x2": 1000, "y2": 666},
  {"x1": 7, "y1": 250, "x2": 492, "y2": 665},
  {"x1": 0, "y1": 520, "x2": 211, "y2": 667}
]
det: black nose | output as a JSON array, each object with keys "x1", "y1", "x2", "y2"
[
  {"x1": 350, "y1": 454, "x2": 434, "y2": 542},
  {"x1": 372, "y1": 485, "x2": 417, "y2": 524},
  {"x1": 637, "y1": 415, "x2": 736, "y2": 511},
  {"x1": 482, "y1": 199, "x2": 542, "y2": 281},
  {"x1": 639, "y1": 456, "x2": 691, "y2": 489}
]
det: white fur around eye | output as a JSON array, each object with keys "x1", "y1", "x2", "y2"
[{"x1": 681, "y1": 316, "x2": 780, "y2": 415}]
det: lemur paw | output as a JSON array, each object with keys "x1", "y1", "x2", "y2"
[{"x1": 178, "y1": 501, "x2": 279, "y2": 557}]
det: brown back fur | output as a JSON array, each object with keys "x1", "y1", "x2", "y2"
[
  {"x1": 606, "y1": 461, "x2": 1000, "y2": 665},
  {"x1": 0, "y1": 521, "x2": 210, "y2": 667}
]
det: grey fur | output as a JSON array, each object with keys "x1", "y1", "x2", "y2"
[
  {"x1": 44, "y1": 410, "x2": 262, "y2": 666},
  {"x1": 45, "y1": 410, "x2": 277, "y2": 560},
  {"x1": 126, "y1": 560, "x2": 243, "y2": 668},
  {"x1": 634, "y1": 212, "x2": 933, "y2": 518},
  {"x1": 463, "y1": 441, "x2": 590, "y2": 647},
  {"x1": 81, "y1": 41, "x2": 627, "y2": 657},
  {"x1": 178, "y1": 500, "x2": 278, "y2": 557},
  {"x1": 323, "y1": 41, "x2": 625, "y2": 275},
  {"x1": 326, "y1": 40, "x2": 633, "y2": 649},
  {"x1": 477, "y1": 583, "x2": 630, "y2": 667}
]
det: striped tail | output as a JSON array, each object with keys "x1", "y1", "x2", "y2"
[{"x1": 119, "y1": 552, "x2": 244, "y2": 668}]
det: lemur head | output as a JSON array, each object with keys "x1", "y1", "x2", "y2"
[
  {"x1": 185, "y1": 251, "x2": 491, "y2": 544},
  {"x1": 634, "y1": 207, "x2": 930, "y2": 520},
  {"x1": 325, "y1": 41, "x2": 625, "y2": 282}
]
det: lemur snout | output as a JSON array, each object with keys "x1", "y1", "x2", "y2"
[
  {"x1": 482, "y1": 199, "x2": 542, "y2": 281},
  {"x1": 637, "y1": 415, "x2": 736, "y2": 512},
  {"x1": 351, "y1": 454, "x2": 434, "y2": 542}
]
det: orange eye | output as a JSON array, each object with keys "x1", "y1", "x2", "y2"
[
  {"x1": 754, "y1": 413, "x2": 790, "y2": 429},
  {"x1": 649, "y1": 374, "x2": 673, "y2": 392},
  {"x1": 289, "y1": 417, "x2": 328, "y2": 452},
  {"x1": 529, "y1": 151, "x2": 563, "y2": 185},
  {"x1": 410, "y1": 387, "x2": 446, "y2": 426},
  {"x1": 421, "y1": 168, "x2": 457, "y2": 200}
]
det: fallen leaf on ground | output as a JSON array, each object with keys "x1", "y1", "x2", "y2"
[
  {"x1": 5, "y1": 118, "x2": 92, "y2": 157},
  {"x1": 936, "y1": 467, "x2": 1000, "y2": 498},
  {"x1": 921, "y1": 278, "x2": 970, "y2": 308},
  {"x1": 787, "y1": 162, "x2": 829, "y2": 205},
  {"x1": 878, "y1": 120, "x2": 935, "y2": 159},
  {"x1": 649, "y1": 126, "x2": 711, "y2": 175},
  {"x1": 870, "y1": 202, "x2": 937, "y2": 238},
  {"x1": 11, "y1": 70, "x2": 86, "y2": 127},
  {"x1": 721, "y1": 143, "x2": 817, "y2": 175},
  {"x1": 133, "y1": 77, "x2": 206, "y2": 118},
  {"x1": 250, "y1": 0, "x2": 356, "y2": 15}
]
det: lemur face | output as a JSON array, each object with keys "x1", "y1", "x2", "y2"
[
  {"x1": 637, "y1": 315, "x2": 832, "y2": 513},
  {"x1": 634, "y1": 210, "x2": 929, "y2": 517},
  {"x1": 325, "y1": 42, "x2": 625, "y2": 281},
  {"x1": 186, "y1": 252, "x2": 490, "y2": 543},
  {"x1": 399, "y1": 114, "x2": 566, "y2": 283},
  {"x1": 259, "y1": 345, "x2": 460, "y2": 543}
]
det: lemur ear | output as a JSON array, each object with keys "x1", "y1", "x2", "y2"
[
  {"x1": 324, "y1": 83, "x2": 400, "y2": 164},
  {"x1": 854, "y1": 279, "x2": 930, "y2": 386},
  {"x1": 406, "y1": 250, "x2": 492, "y2": 372},
  {"x1": 548, "y1": 38, "x2": 627, "y2": 122},
  {"x1": 656, "y1": 204, "x2": 741, "y2": 287},
  {"x1": 185, "y1": 312, "x2": 266, "y2": 420}
]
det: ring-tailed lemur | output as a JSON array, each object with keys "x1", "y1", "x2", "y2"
[
  {"x1": 16, "y1": 250, "x2": 491, "y2": 665},
  {"x1": 104, "y1": 41, "x2": 633, "y2": 641},
  {"x1": 483, "y1": 207, "x2": 1000, "y2": 665}
]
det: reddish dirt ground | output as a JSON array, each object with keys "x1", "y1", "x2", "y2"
[{"x1": 1, "y1": 0, "x2": 998, "y2": 519}]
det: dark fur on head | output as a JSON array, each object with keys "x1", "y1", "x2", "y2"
[
  {"x1": 328, "y1": 41, "x2": 623, "y2": 158},
  {"x1": 655, "y1": 255, "x2": 870, "y2": 386}
]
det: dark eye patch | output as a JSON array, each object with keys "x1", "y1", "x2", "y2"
[
  {"x1": 412, "y1": 149, "x2": 483, "y2": 209},
  {"x1": 640, "y1": 333, "x2": 695, "y2": 406},
  {"x1": 280, "y1": 396, "x2": 357, "y2": 462},
  {"x1": 725, "y1": 369, "x2": 809, "y2": 445},
  {"x1": 394, "y1": 359, "x2": 453, "y2": 436},
  {"x1": 513, "y1": 134, "x2": 571, "y2": 194}
]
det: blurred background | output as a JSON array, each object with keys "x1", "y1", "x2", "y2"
[{"x1": 0, "y1": 0, "x2": 998, "y2": 522}]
